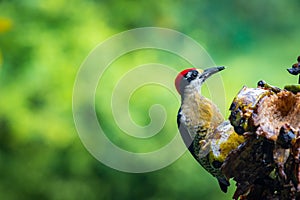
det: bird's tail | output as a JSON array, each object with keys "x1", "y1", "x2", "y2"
[{"x1": 218, "y1": 177, "x2": 230, "y2": 193}]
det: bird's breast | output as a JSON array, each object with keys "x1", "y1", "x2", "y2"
[{"x1": 180, "y1": 92, "x2": 223, "y2": 138}]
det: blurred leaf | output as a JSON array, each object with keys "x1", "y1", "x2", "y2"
[
  {"x1": 0, "y1": 50, "x2": 2, "y2": 67},
  {"x1": 0, "y1": 17, "x2": 12, "y2": 33}
]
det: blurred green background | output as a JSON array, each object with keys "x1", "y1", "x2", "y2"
[{"x1": 1, "y1": 0, "x2": 300, "y2": 199}]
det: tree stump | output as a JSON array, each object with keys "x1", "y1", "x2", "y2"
[{"x1": 223, "y1": 81, "x2": 300, "y2": 200}]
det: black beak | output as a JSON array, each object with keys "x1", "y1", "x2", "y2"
[{"x1": 199, "y1": 66, "x2": 225, "y2": 81}]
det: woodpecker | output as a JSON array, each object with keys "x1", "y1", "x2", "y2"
[{"x1": 175, "y1": 67, "x2": 244, "y2": 193}]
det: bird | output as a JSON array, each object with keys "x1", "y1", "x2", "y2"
[{"x1": 175, "y1": 67, "x2": 244, "y2": 193}]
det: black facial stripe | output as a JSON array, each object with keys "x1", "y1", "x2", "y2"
[{"x1": 185, "y1": 70, "x2": 198, "y2": 82}]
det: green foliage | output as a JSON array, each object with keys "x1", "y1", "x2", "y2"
[{"x1": 0, "y1": 0, "x2": 299, "y2": 199}]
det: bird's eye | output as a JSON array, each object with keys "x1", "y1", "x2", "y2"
[
  {"x1": 186, "y1": 70, "x2": 198, "y2": 81},
  {"x1": 191, "y1": 70, "x2": 198, "y2": 78}
]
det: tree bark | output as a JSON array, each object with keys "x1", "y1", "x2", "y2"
[{"x1": 224, "y1": 83, "x2": 300, "y2": 200}]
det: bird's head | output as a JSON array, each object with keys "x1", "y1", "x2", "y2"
[{"x1": 175, "y1": 66, "x2": 225, "y2": 95}]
